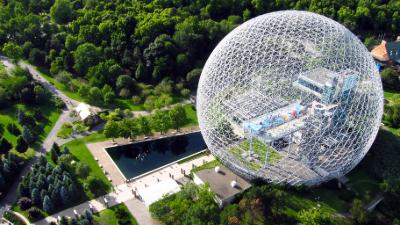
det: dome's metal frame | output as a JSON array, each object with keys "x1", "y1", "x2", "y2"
[{"x1": 197, "y1": 11, "x2": 383, "y2": 185}]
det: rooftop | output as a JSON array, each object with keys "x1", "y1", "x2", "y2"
[
  {"x1": 371, "y1": 40, "x2": 389, "y2": 62},
  {"x1": 194, "y1": 165, "x2": 251, "y2": 201}
]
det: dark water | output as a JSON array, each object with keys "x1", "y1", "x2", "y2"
[{"x1": 106, "y1": 132, "x2": 207, "y2": 179}]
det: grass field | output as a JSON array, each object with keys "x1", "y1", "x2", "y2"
[
  {"x1": 57, "y1": 122, "x2": 73, "y2": 139},
  {"x1": 0, "y1": 103, "x2": 60, "y2": 146},
  {"x1": 62, "y1": 132, "x2": 111, "y2": 199},
  {"x1": 183, "y1": 104, "x2": 198, "y2": 127},
  {"x1": 190, "y1": 159, "x2": 221, "y2": 175},
  {"x1": 94, "y1": 204, "x2": 138, "y2": 225}
]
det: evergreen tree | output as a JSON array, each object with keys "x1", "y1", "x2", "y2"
[
  {"x1": 0, "y1": 174, "x2": 6, "y2": 191},
  {"x1": 60, "y1": 186, "x2": 70, "y2": 205},
  {"x1": 22, "y1": 126, "x2": 35, "y2": 145},
  {"x1": 51, "y1": 143, "x2": 61, "y2": 162},
  {"x1": 43, "y1": 195, "x2": 54, "y2": 213},
  {"x1": 31, "y1": 188, "x2": 41, "y2": 206},
  {"x1": 17, "y1": 182, "x2": 30, "y2": 197},
  {"x1": 16, "y1": 136, "x2": 28, "y2": 153},
  {"x1": 17, "y1": 110, "x2": 27, "y2": 125},
  {"x1": 63, "y1": 146, "x2": 70, "y2": 154},
  {"x1": 0, "y1": 138, "x2": 12, "y2": 154}
]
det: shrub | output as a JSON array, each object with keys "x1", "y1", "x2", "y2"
[
  {"x1": 18, "y1": 197, "x2": 32, "y2": 210},
  {"x1": 180, "y1": 88, "x2": 191, "y2": 98},
  {"x1": 27, "y1": 207, "x2": 43, "y2": 220},
  {"x1": 85, "y1": 176, "x2": 108, "y2": 196},
  {"x1": 131, "y1": 95, "x2": 141, "y2": 104}
]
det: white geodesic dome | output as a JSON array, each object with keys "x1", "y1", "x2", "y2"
[{"x1": 197, "y1": 10, "x2": 383, "y2": 185}]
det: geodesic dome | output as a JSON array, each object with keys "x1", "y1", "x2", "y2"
[{"x1": 196, "y1": 10, "x2": 383, "y2": 185}]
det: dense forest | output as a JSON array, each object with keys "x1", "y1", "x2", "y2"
[{"x1": 0, "y1": 0, "x2": 399, "y2": 107}]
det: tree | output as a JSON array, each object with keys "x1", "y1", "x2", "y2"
[
  {"x1": 135, "y1": 62, "x2": 146, "y2": 81},
  {"x1": 137, "y1": 117, "x2": 151, "y2": 135},
  {"x1": 181, "y1": 88, "x2": 191, "y2": 98},
  {"x1": 34, "y1": 85, "x2": 48, "y2": 103},
  {"x1": 88, "y1": 87, "x2": 102, "y2": 103},
  {"x1": 102, "y1": 84, "x2": 115, "y2": 104},
  {"x1": 103, "y1": 120, "x2": 119, "y2": 142},
  {"x1": 28, "y1": 48, "x2": 46, "y2": 66},
  {"x1": 186, "y1": 68, "x2": 202, "y2": 89},
  {"x1": 169, "y1": 105, "x2": 186, "y2": 131},
  {"x1": 51, "y1": 143, "x2": 61, "y2": 163},
  {"x1": 18, "y1": 197, "x2": 32, "y2": 210},
  {"x1": 364, "y1": 36, "x2": 377, "y2": 50},
  {"x1": 73, "y1": 43, "x2": 100, "y2": 75},
  {"x1": 297, "y1": 207, "x2": 332, "y2": 225},
  {"x1": 126, "y1": 119, "x2": 139, "y2": 141},
  {"x1": 27, "y1": 207, "x2": 42, "y2": 220},
  {"x1": 116, "y1": 74, "x2": 134, "y2": 91},
  {"x1": 0, "y1": 138, "x2": 12, "y2": 154},
  {"x1": 60, "y1": 186, "x2": 70, "y2": 205},
  {"x1": 43, "y1": 195, "x2": 54, "y2": 213},
  {"x1": 22, "y1": 126, "x2": 35, "y2": 145},
  {"x1": 31, "y1": 188, "x2": 41, "y2": 206},
  {"x1": 151, "y1": 109, "x2": 171, "y2": 134},
  {"x1": 2, "y1": 42, "x2": 23, "y2": 61},
  {"x1": 16, "y1": 136, "x2": 28, "y2": 153},
  {"x1": 350, "y1": 199, "x2": 369, "y2": 224},
  {"x1": 75, "y1": 162, "x2": 90, "y2": 178},
  {"x1": 86, "y1": 60, "x2": 122, "y2": 88},
  {"x1": 85, "y1": 176, "x2": 108, "y2": 196},
  {"x1": 381, "y1": 68, "x2": 399, "y2": 90},
  {"x1": 50, "y1": 0, "x2": 74, "y2": 24}
]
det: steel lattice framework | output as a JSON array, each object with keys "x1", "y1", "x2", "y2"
[{"x1": 197, "y1": 11, "x2": 383, "y2": 185}]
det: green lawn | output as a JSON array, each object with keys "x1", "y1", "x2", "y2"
[
  {"x1": 62, "y1": 132, "x2": 111, "y2": 199},
  {"x1": 0, "y1": 103, "x2": 60, "y2": 147},
  {"x1": 306, "y1": 188, "x2": 349, "y2": 212},
  {"x1": 190, "y1": 159, "x2": 221, "y2": 175},
  {"x1": 347, "y1": 167, "x2": 380, "y2": 201},
  {"x1": 94, "y1": 203, "x2": 138, "y2": 225},
  {"x1": 384, "y1": 89, "x2": 400, "y2": 102},
  {"x1": 57, "y1": 122, "x2": 73, "y2": 139},
  {"x1": 230, "y1": 138, "x2": 282, "y2": 171},
  {"x1": 183, "y1": 104, "x2": 198, "y2": 127},
  {"x1": 0, "y1": 61, "x2": 6, "y2": 75},
  {"x1": 34, "y1": 66, "x2": 86, "y2": 102},
  {"x1": 284, "y1": 191, "x2": 340, "y2": 219},
  {"x1": 177, "y1": 151, "x2": 207, "y2": 164}
]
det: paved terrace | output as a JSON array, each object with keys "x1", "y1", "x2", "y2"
[
  {"x1": 87, "y1": 130, "x2": 204, "y2": 186},
  {"x1": 35, "y1": 153, "x2": 215, "y2": 225}
]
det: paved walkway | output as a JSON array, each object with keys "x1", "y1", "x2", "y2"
[
  {"x1": 34, "y1": 154, "x2": 215, "y2": 225},
  {"x1": 125, "y1": 199, "x2": 161, "y2": 225},
  {"x1": 0, "y1": 56, "x2": 15, "y2": 73}
]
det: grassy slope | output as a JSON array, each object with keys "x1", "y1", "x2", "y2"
[
  {"x1": 57, "y1": 122, "x2": 73, "y2": 139},
  {"x1": 0, "y1": 103, "x2": 60, "y2": 146},
  {"x1": 62, "y1": 132, "x2": 111, "y2": 199},
  {"x1": 34, "y1": 64, "x2": 187, "y2": 111},
  {"x1": 94, "y1": 203, "x2": 138, "y2": 225},
  {"x1": 183, "y1": 104, "x2": 198, "y2": 127}
]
